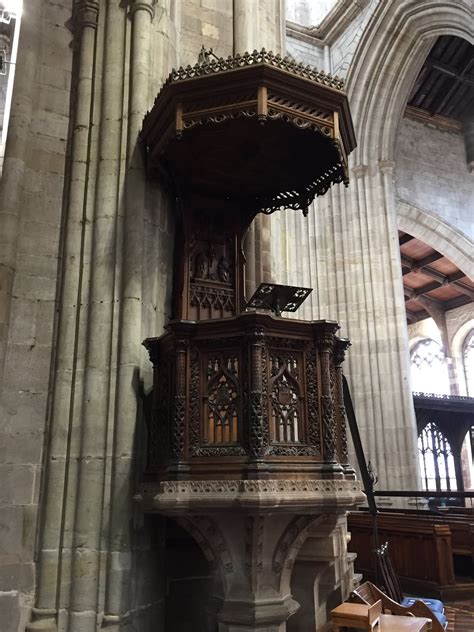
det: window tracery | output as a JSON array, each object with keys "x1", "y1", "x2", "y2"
[
  {"x1": 410, "y1": 338, "x2": 450, "y2": 395},
  {"x1": 418, "y1": 422, "x2": 457, "y2": 492},
  {"x1": 462, "y1": 330, "x2": 474, "y2": 397}
]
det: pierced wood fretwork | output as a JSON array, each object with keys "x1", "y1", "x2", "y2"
[
  {"x1": 205, "y1": 353, "x2": 240, "y2": 445},
  {"x1": 143, "y1": 316, "x2": 348, "y2": 479},
  {"x1": 269, "y1": 352, "x2": 302, "y2": 444}
]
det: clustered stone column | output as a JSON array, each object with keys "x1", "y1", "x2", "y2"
[
  {"x1": 273, "y1": 160, "x2": 420, "y2": 490},
  {"x1": 26, "y1": 0, "x2": 172, "y2": 630},
  {"x1": 233, "y1": 0, "x2": 285, "y2": 298},
  {"x1": 104, "y1": 0, "x2": 159, "y2": 629}
]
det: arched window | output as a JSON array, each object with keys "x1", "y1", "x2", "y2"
[
  {"x1": 418, "y1": 423, "x2": 457, "y2": 492},
  {"x1": 463, "y1": 330, "x2": 474, "y2": 397},
  {"x1": 410, "y1": 338, "x2": 450, "y2": 395}
]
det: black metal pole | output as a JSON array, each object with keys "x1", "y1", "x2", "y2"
[{"x1": 342, "y1": 375, "x2": 380, "y2": 583}]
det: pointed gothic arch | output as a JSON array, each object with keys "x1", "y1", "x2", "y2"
[
  {"x1": 397, "y1": 200, "x2": 474, "y2": 279},
  {"x1": 346, "y1": 0, "x2": 473, "y2": 166},
  {"x1": 418, "y1": 420, "x2": 458, "y2": 492}
]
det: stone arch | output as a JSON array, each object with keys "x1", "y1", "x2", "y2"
[
  {"x1": 346, "y1": 0, "x2": 473, "y2": 166},
  {"x1": 452, "y1": 320, "x2": 474, "y2": 395},
  {"x1": 274, "y1": 514, "x2": 325, "y2": 595},
  {"x1": 397, "y1": 200, "x2": 474, "y2": 278},
  {"x1": 176, "y1": 516, "x2": 232, "y2": 594}
]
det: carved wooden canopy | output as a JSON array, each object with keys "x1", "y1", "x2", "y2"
[{"x1": 141, "y1": 49, "x2": 356, "y2": 218}]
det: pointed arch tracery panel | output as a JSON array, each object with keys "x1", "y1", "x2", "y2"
[
  {"x1": 204, "y1": 351, "x2": 241, "y2": 446},
  {"x1": 410, "y1": 338, "x2": 450, "y2": 395},
  {"x1": 418, "y1": 421, "x2": 457, "y2": 492},
  {"x1": 463, "y1": 330, "x2": 474, "y2": 397},
  {"x1": 269, "y1": 351, "x2": 303, "y2": 445}
]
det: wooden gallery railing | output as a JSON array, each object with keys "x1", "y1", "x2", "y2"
[{"x1": 143, "y1": 313, "x2": 355, "y2": 481}]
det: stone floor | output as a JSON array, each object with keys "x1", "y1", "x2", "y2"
[{"x1": 445, "y1": 600, "x2": 474, "y2": 631}]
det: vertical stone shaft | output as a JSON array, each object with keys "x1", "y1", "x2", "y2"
[
  {"x1": 115, "y1": 0, "x2": 153, "y2": 438},
  {"x1": 0, "y1": 0, "x2": 41, "y2": 386},
  {"x1": 100, "y1": 0, "x2": 155, "y2": 625},
  {"x1": 28, "y1": 2, "x2": 100, "y2": 630},
  {"x1": 66, "y1": 1, "x2": 126, "y2": 629},
  {"x1": 233, "y1": 0, "x2": 284, "y2": 297}
]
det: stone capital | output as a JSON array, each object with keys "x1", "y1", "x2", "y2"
[
  {"x1": 128, "y1": 0, "x2": 155, "y2": 19},
  {"x1": 73, "y1": 0, "x2": 99, "y2": 30},
  {"x1": 378, "y1": 159, "x2": 396, "y2": 175},
  {"x1": 350, "y1": 164, "x2": 368, "y2": 179}
]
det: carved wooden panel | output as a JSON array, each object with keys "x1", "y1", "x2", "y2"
[
  {"x1": 143, "y1": 314, "x2": 345, "y2": 478},
  {"x1": 204, "y1": 352, "x2": 240, "y2": 445},
  {"x1": 190, "y1": 345, "x2": 246, "y2": 457},
  {"x1": 181, "y1": 225, "x2": 239, "y2": 321},
  {"x1": 265, "y1": 339, "x2": 319, "y2": 457},
  {"x1": 269, "y1": 351, "x2": 303, "y2": 443}
]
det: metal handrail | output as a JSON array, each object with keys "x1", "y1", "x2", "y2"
[{"x1": 373, "y1": 490, "x2": 474, "y2": 498}]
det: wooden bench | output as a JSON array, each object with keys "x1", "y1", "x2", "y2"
[
  {"x1": 347, "y1": 512, "x2": 455, "y2": 595},
  {"x1": 352, "y1": 508, "x2": 474, "y2": 576}
]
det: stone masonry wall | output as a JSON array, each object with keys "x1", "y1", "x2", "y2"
[
  {"x1": 330, "y1": 0, "x2": 379, "y2": 77},
  {"x1": 179, "y1": 0, "x2": 233, "y2": 66},
  {"x1": 395, "y1": 116, "x2": 474, "y2": 241},
  {"x1": 286, "y1": 0, "x2": 380, "y2": 76},
  {"x1": 0, "y1": 0, "x2": 73, "y2": 629},
  {"x1": 286, "y1": 35, "x2": 325, "y2": 70}
]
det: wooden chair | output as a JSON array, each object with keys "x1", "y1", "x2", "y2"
[{"x1": 351, "y1": 581, "x2": 446, "y2": 631}]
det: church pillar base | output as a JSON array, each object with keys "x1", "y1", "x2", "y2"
[{"x1": 25, "y1": 609, "x2": 57, "y2": 632}]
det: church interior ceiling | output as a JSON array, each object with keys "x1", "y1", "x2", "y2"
[
  {"x1": 406, "y1": 35, "x2": 473, "y2": 130},
  {"x1": 400, "y1": 231, "x2": 474, "y2": 323}
]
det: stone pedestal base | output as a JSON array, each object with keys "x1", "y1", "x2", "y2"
[
  {"x1": 288, "y1": 514, "x2": 358, "y2": 631},
  {"x1": 25, "y1": 609, "x2": 57, "y2": 632},
  {"x1": 136, "y1": 479, "x2": 364, "y2": 631}
]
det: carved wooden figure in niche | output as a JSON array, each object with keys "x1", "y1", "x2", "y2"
[{"x1": 217, "y1": 256, "x2": 230, "y2": 283}]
